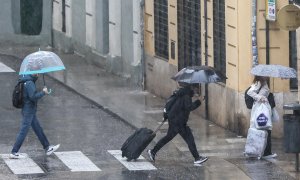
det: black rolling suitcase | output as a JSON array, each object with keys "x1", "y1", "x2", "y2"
[{"x1": 121, "y1": 120, "x2": 166, "y2": 161}]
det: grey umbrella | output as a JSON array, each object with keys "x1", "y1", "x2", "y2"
[
  {"x1": 251, "y1": 64, "x2": 297, "y2": 79},
  {"x1": 171, "y1": 66, "x2": 227, "y2": 84}
]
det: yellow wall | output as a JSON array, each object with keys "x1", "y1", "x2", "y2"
[
  {"x1": 144, "y1": 0, "x2": 154, "y2": 56},
  {"x1": 226, "y1": 0, "x2": 290, "y2": 92},
  {"x1": 237, "y1": 0, "x2": 252, "y2": 92},
  {"x1": 144, "y1": 0, "x2": 290, "y2": 92},
  {"x1": 256, "y1": 0, "x2": 289, "y2": 92},
  {"x1": 168, "y1": 0, "x2": 178, "y2": 66},
  {"x1": 226, "y1": 0, "x2": 239, "y2": 90}
]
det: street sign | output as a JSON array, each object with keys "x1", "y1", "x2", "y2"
[
  {"x1": 277, "y1": 4, "x2": 300, "y2": 31},
  {"x1": 266, "y1": 0, "x2": 276, "y2": 21}
]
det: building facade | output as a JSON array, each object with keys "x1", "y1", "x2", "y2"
[
  {"x1": 0, "y1": 0, "x2": 298, "y2": 138},
  {"x1": 144, "y1": 0, "x2": 297, "y2": 137},
  {"x1": 52, "y1": 0, "x2": 144, "y2": 86}
]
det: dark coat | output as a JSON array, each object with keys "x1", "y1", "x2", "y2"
[
  {"x1": 168, "y1": 86, "x2": 201, "y2": 127},
  {"x1": 20, "y1": 75, "x2": 45, "y2": 114}
]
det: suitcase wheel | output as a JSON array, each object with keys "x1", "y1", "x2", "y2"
[{"x1": 127, "y1": 158, "x2": 132, "y2": 162}]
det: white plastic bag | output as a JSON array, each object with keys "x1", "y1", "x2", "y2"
[
  {"x1": 272, "y1": 108, "x2": 280, "y2": 122},
  {"x1": 252, "y1": 102, "x2": 272, "y2": 129}
]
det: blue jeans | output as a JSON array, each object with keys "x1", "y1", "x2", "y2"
[{"x1": 12, "y1": 113, "x2": 50, "y2": 153}]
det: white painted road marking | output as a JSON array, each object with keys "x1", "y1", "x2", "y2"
[
  {"x1": 0, "y1": 62, "x2": 15, "y2": 72},
  {"x1": 0, "y1": 154, "x2": 44, "y2": 174},
  {"x1": 108, "y1": 150, "x2": 157, "y2": 171},
  {"x1": 225, "y1": 138, "x2": 246, "y2": 144},
  {"x1": 54, "y1": 151, "x2": 101, "y2": 172}
]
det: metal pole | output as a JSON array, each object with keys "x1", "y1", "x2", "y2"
[
  {"x1": 62, "y1": 0, "x2": 66, "y2": 33},
  {"x1": 43, "y1": 74, "x2": 46, "y2": 86},
  {"x1": 204, "y1": 0, "x2": 209, "y2": 119},
  {"x1": 266, "y1": 20, "x2": 270, "y2": 65},
  {"x1": 296, "y1": 153, "x2": 299, "y2": 171}
]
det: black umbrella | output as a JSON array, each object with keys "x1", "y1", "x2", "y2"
[{"x1": 171, "y1": 66, "x2": 227, "y2": 84}]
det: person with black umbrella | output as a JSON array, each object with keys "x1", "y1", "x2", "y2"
[{"x1": 147, "y1": 82, "x2": 208, "y2": 165}]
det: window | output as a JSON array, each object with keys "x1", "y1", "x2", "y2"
[
  {"x1": 154, "y1": 0, "x2": 169, "y2": 60},
  {"x1": 20, "y1": 0, "x2": 43, "y2": 35},
  {"x1": 213, "y1": 0, "x2": 226, "y2": 82},
  {"x1": 177, "y1": 0, "x2": 201, "y2": 70}
]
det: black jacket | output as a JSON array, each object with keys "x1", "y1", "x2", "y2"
[{"x1": 168, "y1": 86, "x2": 201, "y2": 127}]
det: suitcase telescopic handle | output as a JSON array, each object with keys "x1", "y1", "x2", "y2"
[{"x1": 153, "y1": 119, "x2": 167, "y2": 134}]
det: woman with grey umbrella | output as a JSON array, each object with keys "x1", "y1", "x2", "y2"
[{"x1": 247, "y1": 75, "x2": 277, "y2": 159}]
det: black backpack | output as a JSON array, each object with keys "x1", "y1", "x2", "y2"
[
  {"x1": 163, "y1": 90, "x2": 179, "y2": 120},
  {"x1": 12, "y1": 81, "x2": 26, "y2": 108},
  {"x1": 245, "y1": 87, "x2": 255, "y2": 109}
]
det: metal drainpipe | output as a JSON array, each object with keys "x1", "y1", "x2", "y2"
[
  {"x1": 252, "y1": 0, "x2": 258, "y2": 66},
  {"x1": 266, "y1": 22, "x2": 270, "y2": 65},
  {"x1": 62, "y1": 0, "x2": 66, "y2": 33},
  {"x1": 51, "y1": 0, "x2": 54, "y2": 48},
  {"x1": 140, "y1": 0, "x2": 146, "y2": 90},
  {"x1": 204, "y1": 0, "x2": 209, "y2": 119}
]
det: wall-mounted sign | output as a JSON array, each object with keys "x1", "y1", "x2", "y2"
[
  {"x1": 277, "y1": 4, "x2": 300, "y2": 31},
  {"x1": 266, "y1": 0, "x2": 276, "y2": 21}
]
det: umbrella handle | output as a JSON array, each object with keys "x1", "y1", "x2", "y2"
[{"x1": 43, "y1": 74, "x2": 46, "y2": 86}]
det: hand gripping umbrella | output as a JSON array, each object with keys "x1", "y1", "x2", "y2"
[{"x1": 19, "y1": 51, "x2": 66, "y2": 86}]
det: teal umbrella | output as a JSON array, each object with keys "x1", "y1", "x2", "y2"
[{"x1": 19, "y1": 51, "x2": 65, "y2": 85}]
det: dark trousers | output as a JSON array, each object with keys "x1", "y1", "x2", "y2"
[
  {"x1": 263, "y1": 130, "x2": 272, "y2": 156},
  {"x1": 152, "y1": 124, "x2": 200, "y2": 160}
]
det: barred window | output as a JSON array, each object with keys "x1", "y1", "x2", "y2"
[
  {"x1": 154, "y1": 0, "x2": 169, "y2": 60},
  {"x1": 213, "y1": 0, "x2": 226, "y2": 83},
  {"x1": 177, "y1": 0, "x2": 201, "y2": 70}
]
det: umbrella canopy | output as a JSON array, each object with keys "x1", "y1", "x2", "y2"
[
  {"x1": 250, "y1": 64, "x2": 297, "y2": 79},
  {"x1": 19, "y1": 51, "x2": 65, "y2": 75},
  {"x1": 171, "y1": 66, "x2": 227, "y2": 84}
]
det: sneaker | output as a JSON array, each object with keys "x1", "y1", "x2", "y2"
[
  {"x1": 147, "y1": 149, "x2": 155, "y2": 162},
  {"x1": 46, "y1": 144, "x2": 60, "y2": 156},
  {"x1": 9, "y1": 153, "x2": 26, "y2": 159},
  {"x1": 194, "y1": 156, "x2": 208, "y2": 165},
  {"x1": 262, "y1": 153, "x2": 277, "y2": 159}
]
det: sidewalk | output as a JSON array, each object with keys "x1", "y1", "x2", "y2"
[{"x1": 0, "y1": 46, "x2": 299, "y2": 179}]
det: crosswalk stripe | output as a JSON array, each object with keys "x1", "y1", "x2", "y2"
[
  {"x1": 225, "y1": 138, "x2": 246, "y2": 144},
  {"x1": 0, "y1": 62, "x2": 15, "y2": 72},
  {"x1": 108, "y1": 150, "x2": 157, "y2": 171},
  {"x1": 54, "y1": 151, "x2": 101, "y2": 172},
  {"x1": 0, "y1": 154, "x2": 44, "y2": 174}
]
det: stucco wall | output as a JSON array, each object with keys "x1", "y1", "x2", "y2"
[{"x1": 145, "y1": 54, "x2": 178, "y2": 98}]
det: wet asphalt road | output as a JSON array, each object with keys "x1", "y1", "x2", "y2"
[
  {"x1": 0, "y1": 56, "x2": 211, "y2": 180},
  {"x1": 0, "y1": 54, "x2": 298, "y2": 180}
]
